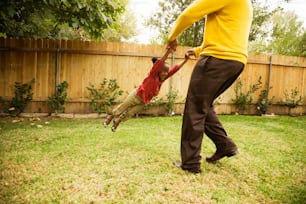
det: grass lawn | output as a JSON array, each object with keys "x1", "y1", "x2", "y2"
[{"x1": 0, "y1": 115, "x2": 305, "y2": 204}]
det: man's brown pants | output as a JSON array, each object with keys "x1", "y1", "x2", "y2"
[{"x1": 181, "y1": 56, "x2": 244, "y2": 171}]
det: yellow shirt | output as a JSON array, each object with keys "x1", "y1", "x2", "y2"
[{"x1": 168, "y1": 0, "x2": 253, "y2": 65}]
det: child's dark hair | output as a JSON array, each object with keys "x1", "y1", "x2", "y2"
[{"x1": 152, "y1": 57, "x2": 158, "y2": 64}]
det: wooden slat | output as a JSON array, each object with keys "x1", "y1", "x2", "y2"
[{"x1": 0, "y1": 38, "x2": 305, "y2": 114}]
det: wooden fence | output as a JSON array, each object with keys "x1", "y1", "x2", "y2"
[{"x1": 0, "y1": 38, "x2": 305, "y2": 115}]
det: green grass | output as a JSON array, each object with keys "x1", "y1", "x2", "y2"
[{"x1": 0, "y1": 115, "x2": 305, "y2": 204}]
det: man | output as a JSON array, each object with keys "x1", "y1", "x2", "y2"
[{"x1": 167, "y1": 0, "x2": 253, "y2": 174}]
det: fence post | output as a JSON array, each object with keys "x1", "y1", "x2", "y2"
[
  {"x1": 169, "y1": 52, "x2": 175, "y2": 94},
  {"x1": 267, "y1": 55, "x2": 272, "y2": 97},
  {"x1": 55, "y1": 47, "x2": 60, "y2": 91}
]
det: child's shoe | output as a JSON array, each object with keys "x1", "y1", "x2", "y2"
[
  {"x1": 103, "y1": 114, "x2": 113, "y2": 127},
  {"x1": 111, "y1": 118, "x2": 121, "y2": 132}
]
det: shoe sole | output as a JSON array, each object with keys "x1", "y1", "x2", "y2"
[
  {"x1": 206, "y1": 149, "x2": 239, "y2": 163},
  {"x1": 173, "y1": 161, "x2": 181, "y2": 168},
  {"x1": 173, "y1": 161, "x2": 201, "y2": 174},
  {"x1": 226, "y1": 149, "x2": 239, "y2": 157}
]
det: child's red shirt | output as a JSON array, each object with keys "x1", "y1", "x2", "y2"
[{"x1": 136, "y1": 59, "x2": 180, "y2": 104}]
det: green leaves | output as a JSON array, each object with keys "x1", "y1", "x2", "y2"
[
  {"x1": 87, "y1": 79, "x2": 123, "y2": 114},
  {"x1": 147, "y1": 0, "x2": 205, "y2": 46},
  {"x1": 47, "y1": 81, "x2": 69, "y2": 114},
  {"x1": 249, "y1": 3, "x2": 306, "y2": 56},
  {"x1": 0, "y1": 0, "x2": 125, "y2": 40}
]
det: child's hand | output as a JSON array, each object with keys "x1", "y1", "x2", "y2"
[
  {"x1": 185, "y1": 49, "x2": 195, "y2": 59},
  {"x1": 185, "y1": 49, "x2": 195, "y2": 60}
]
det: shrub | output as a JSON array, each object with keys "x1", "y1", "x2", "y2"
[
  {"x1": 257, "y1": 87, "x2": 274, "y2": 115},
  {"x1": 87, "y1": 79, "x2": 123, "y2": 114},
  {"x1": 47, "y1": 81, "x2": 69, "y2": 114},
  {"x1": 144, "y1": 96, "x2": 163, "y2": 110},
  {"x1": 281, "y1": 87, "x2": 302, "y2": 115},
  {"x1": 7, "y1": 79, "x2": 35, "y2": 116},
  {"x1": 232, "y1": 77, "x2": 262, "y2": 113},
  {"x1": 165, "y1": 89, "x2": 178, "y2": 115}
]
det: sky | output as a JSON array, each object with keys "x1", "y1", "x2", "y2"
[{"x1": 128, "y1": 0, "x2": 306, "y2": 44}]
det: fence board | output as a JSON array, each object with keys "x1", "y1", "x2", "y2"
[{"x1": 0, "y1": 38, "x2": 305, "y2": 115}]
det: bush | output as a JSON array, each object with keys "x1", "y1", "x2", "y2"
[
  {"x1": 143, "y1": 96, "x2": 163, "y2": 110},
  {"x1": 281, "y1": 87, "x2": 302, "y2": 115},
  {"x1": 7, "y1": 79, "x2": 35, "y2": 116},
  {"x1": 165, "y1": 89, "x2": 178, "y2": 115},
  {"x1": 47, "y1": 81, "x2": 69, "y2": 114},
  {"x1": 87, "y1": 79, "x2": 123, "y2": 114},
  {"x1": 232, "y1": 77, "x2": 262, "y2": 114},
  {"x1": 257, "y1": 87, "x2": 274, "y2": 115}
]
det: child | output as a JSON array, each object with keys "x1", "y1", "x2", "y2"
[{"x1": 104, "y1": 48, "x2": 191, "y2": 132}]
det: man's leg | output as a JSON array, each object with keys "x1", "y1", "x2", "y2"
[
  {"x1": 204, "y1": 65, "x2": 244, "y2": 162},
  {"x1": 180, "y1": 57, "x2": 244, "y2": 172},
  {"x1": 204, "y1": 107, "x2": 238, "y2": 162}
]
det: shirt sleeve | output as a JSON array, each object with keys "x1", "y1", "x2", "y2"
[
  {"x1": 148, "y1": 59, "x2": 164, "y2": 76},
  {"x1": 164, "y1": 64, "x2": 180, "y2": 81},
  {"x1": 168, "y1": 0, "x2": 231, "y2": 42}
]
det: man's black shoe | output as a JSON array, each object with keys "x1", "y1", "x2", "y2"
[
  {"x1": 206, "y1": 148, "x2": 239, "y2": 163},
  {"x1": 173, "y1": 161, "x2": 201, "y2": 174}
]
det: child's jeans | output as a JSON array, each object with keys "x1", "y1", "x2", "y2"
[{"x1": 111, "y1": 89, "x2": 145, "y2": 121}]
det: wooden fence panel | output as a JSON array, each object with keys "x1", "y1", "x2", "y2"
[{"x1": 0, "y1": 38, "x2": 305, "y2": 115}]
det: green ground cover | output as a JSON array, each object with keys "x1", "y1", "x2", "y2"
[{"x1": 0, "y1": 115, "x2": 305, "y2": 203}]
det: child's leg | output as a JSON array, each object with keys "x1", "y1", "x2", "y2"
[
  {"x1": 119, "y1": 104, "x2": 145, "y2": 121},
  {"x1": 104, "y1": 89, "x2": 142, "y2": 127},
  {"x1": 112, "y1": 89, "x2": 143, "y2": 117},
  {"x1": 111, "y1": 94, "x2": 145, "y2": 132},
  {"x1": 112, "y1": 104, "x2": 145, "y2": 132}
]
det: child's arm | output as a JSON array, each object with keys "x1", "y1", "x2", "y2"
[
  {"x1": 166, "y1": 50, "x2": 193, "y2": 78},
  {"x1": 149, "y1": 48, "x2": 173, "y2": 76},
  {"x1": 177, "y1": 50, "x2": 192, "y2": 68},
  {"x1": 160, "y1": 47, "x2": 173, "y2": 62}
]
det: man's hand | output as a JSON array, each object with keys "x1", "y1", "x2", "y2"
[{"x1": 166, "y1": 39, "x2": 178, "y2": 51}]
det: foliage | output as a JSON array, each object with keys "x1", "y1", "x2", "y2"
[
  {"x1": 0, "y1": 0, "x2": 125, "y2": 40},
  {"x1": 232, "y1": 77, "x2": 262, "y2": 113},
  {"x1": 143, "y1": 96, "x2": 163, "y2": 110},
  {"x1": 147, "y1": 0, "x2": 304, "y2": 56},
  {"x1": 103, "y1": 4, "x2": 137, "y2": 42},
  {"x1": 257, "y1": 86, "x2": 274, "y2": 115},
  {"x1": 6, "y1": 79, "x2": 35, "y2": 116},
  {"x1": 249, "y1": 0, "x2": 279, "y2": 42},
  {"x1": 87, "y1": 79, "x2": 123, "y2": 114},
  {"x1": 47, "y1": 81, "x2": 69, "y2": 114},
  {"x1": 143, "y1": 88, "x2": 178, "y2": 115},
  {"x1": 282, "y1": 87, "x2": 302, "y2": 109},
  {"x1": 249, "y1": 7, "x2": 306, "y2": 56},
  {"x1": 165, "y1": 89, "x2": 178, "y2": 115},
  {"x1": 147, "y1": 0, "x2": 205, "y2": 46}
]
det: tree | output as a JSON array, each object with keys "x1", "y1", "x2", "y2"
[
  {"x1": 249, "y1": 9, "x2": 306, "y2": 56},
  {"x1": 249, "y1": 0, "x2": 277, "y2": 41},
  {"x1": 147, "y1": 0, "x2": 289, "y2": 46},
  {"x1": 103, "y1": 6, "x2": 137, "y2": 42},
  {"x1": 0, "y1": 0, "x2": 125, "y2": 40},
  {"x1": 270, "y1": 10, "x2": 305, "y2": 56},
  {"x1": 147, "y1": 0, "x2": 205, "y2": 46}
]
